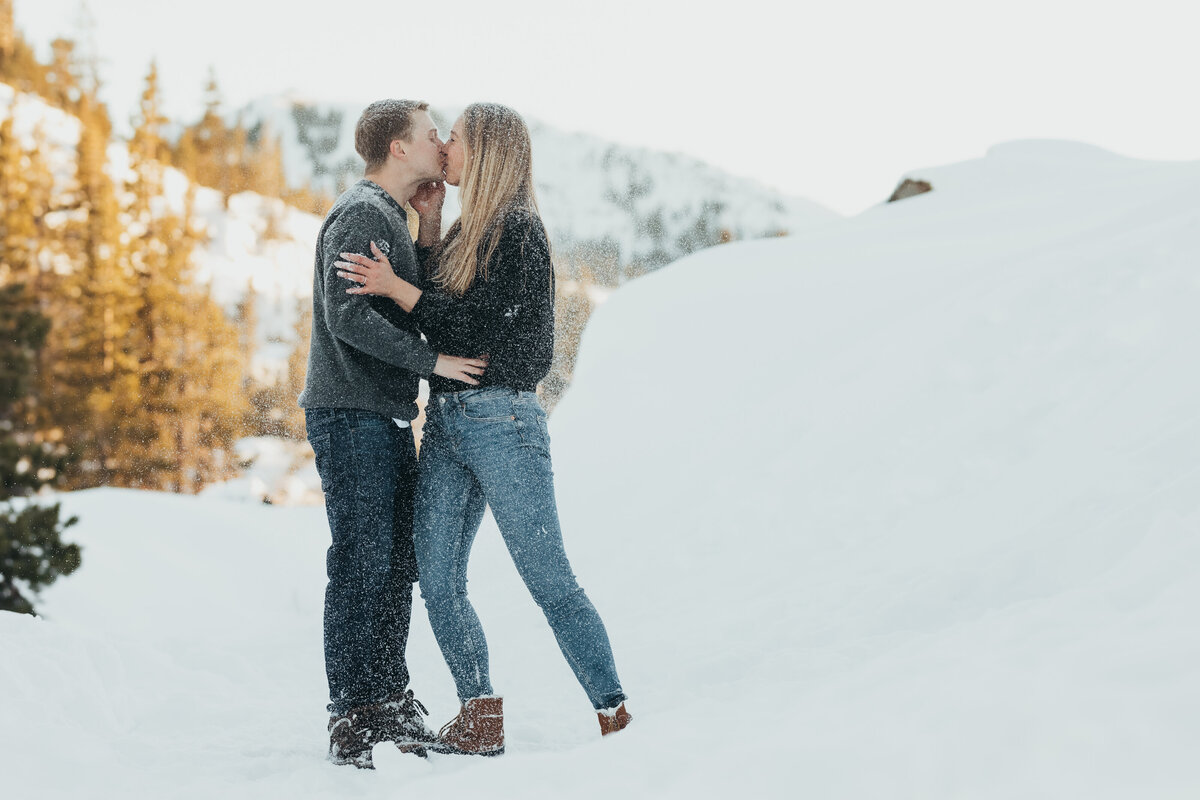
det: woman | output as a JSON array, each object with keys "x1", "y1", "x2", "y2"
[{"x1": 335, "y1": 102, "x2": 631, "y2": 756}]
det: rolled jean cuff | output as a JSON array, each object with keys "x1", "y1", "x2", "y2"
[{"x1": 595, "y1": 691, "x2": 628, "y2": 711}]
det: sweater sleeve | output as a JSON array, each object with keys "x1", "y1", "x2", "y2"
[{"x1": 321, "y1": 205, "x2": 438, "y2": 377}]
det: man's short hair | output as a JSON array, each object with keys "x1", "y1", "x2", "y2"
[{"x1": 355, "y1": 99, "x2": 430, "y2": 173}]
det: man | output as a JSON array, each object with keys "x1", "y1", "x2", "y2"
[{"x1": 298, "y1": 99, "x2": 487, "y2": 769}]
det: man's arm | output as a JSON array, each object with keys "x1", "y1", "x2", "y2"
[{"x1": 320, "y1": 205, "x2": 438, "y2": 376}]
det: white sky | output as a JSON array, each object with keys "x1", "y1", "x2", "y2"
[{"x1": 13, "y1": 0, "x2": 1200, "y2": 215}]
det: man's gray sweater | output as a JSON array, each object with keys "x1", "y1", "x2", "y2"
[{"x1": 298, "y1": 179, "x2": 438, "y2": 421}]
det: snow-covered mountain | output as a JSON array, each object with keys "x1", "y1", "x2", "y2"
[
  {"x1": 5, "y1": 139, "x2": 1199, "y2": 798},
  {"x1": 238, "y1": 95, "x2": 839, "y2": 278}
]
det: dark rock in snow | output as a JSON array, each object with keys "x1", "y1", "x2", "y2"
[{"x1": 888, "y1": 178, "x2": 933, "y2": 203}]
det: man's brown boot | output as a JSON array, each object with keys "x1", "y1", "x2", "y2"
[
  {"x1": 431, "y1": 696, "x2": 505, "y2": 756},
  {"x1": 598, "y1": 702, "x2": 632, "y2": 736}
]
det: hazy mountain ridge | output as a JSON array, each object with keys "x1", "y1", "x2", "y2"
[{"x1": 238, "y1": 95, "x2": 840, "y2": 280}]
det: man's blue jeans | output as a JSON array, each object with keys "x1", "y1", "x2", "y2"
[
  {"x1": 414, "y1": 387, "x2": 626, "y2": 710},
  {"x1": 306, "y1": 408, "x2": 419, "y2": 715}
]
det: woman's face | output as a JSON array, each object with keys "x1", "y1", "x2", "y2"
[{"x1": 441, "y1": 117, "x2": 466, "y2": 186}]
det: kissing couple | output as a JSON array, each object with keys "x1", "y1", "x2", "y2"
[{"x1": 297, "y1": 99, "x2": 632, "y2": 769}]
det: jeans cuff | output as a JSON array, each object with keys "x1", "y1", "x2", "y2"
[{"x1": 595, "y1": 692, "x2": 628, "y2": 712}]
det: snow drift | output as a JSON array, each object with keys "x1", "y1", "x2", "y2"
[{"x1": 3, "y1": 140, "x2": 1199, "y2": 798}]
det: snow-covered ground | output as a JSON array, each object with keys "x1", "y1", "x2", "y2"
[{"x1": 4, "y1": 140, "x2": 1200, "y2": 798}]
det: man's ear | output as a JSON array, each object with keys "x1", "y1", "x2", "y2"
[{"x1": 389, "y1": 139, "x2": 407, "y2": 160}]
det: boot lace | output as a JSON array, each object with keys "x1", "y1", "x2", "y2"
[
  {"x1": 438, "y1": 709, "x2": 464, "y2": 740},
  {"x1": 397, "y1": 688, "x2": 429, "y2": 718}
]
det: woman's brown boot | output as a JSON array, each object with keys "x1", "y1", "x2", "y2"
[
  {"x1": 432, "y1": 696, "x2": 505, "y2": 756},
  {"x1": 597, "y1": 701, "x2": 632, "y2": 736}
]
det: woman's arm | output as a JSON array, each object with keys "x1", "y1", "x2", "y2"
[
  {"x1": 410, "y1": 217, "x2": 551, "y2": 352},
  {"x1": 334, "y1": 242, "x2": 496, "y2": 385},
  {"x1": 338, "y1": 215, "x2": 553, "y2": 373},
  {"x1": 336, "y1": 241, "x2": 424, "y2": 312}
]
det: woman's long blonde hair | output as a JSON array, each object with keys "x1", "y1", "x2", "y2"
[{"x1": 434, "y1": 103, "x2": 541, "y2": 296}]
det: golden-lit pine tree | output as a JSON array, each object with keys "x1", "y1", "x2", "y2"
[
  {"x1": 50, "y1": 91, "x2": 141, "y2": 488},
  {"x1": 246, "y1": 130, "x2": 290, "y2": 239},
  {"x1": 282, "y1": 301, "x2": 312, "y2": 439},
  {"x1": 237, "y1": 290, "x2": 277, "y2": 436},
  {"x1": 44, "y1": 38, "x2": 82, "y2": 113},
  {"x1": 0, "y1": 112, "x2": 42, "y2": 434},
  {"x1": 248, "y1": 129, "x2": 287, "y2": 200},
  {"x1": 227, "y1": 119, "x2": 250, "y2": 196},
  {"x1": 542, "y1": 266, "x2": 594, "y2": 412},
  {"x1": 185, "y1": 282, "x2": 248, "y2": 487},
  {"x1": 1, "y1": 109, "x2": 68, "y2": 461},
  {"x1": 172, "y1": 71, "x2": 328, "y2": 215},
  {"x1": 235, "y1": 291, "x2": 258, "y2": 364},
  {"x1": 0, "y1": 0, "x2": 13, "y2": 71},
  {"x1": 245, "y1": 297, "x2": 308, "y2": 440},
  {"x1": 0, "y1": 113, "x2": 39, "y2": 286},
  {"x1": 0, "y1": 3, "x2": 50, "y2": 94},
  {"x1": 121, "y1": 62, "x2": 247, "y2": 492},
  {"x1": 174, "y1": 70, "x2": 236, "y2": 201}
]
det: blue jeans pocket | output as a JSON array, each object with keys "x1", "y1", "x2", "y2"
[
  {"x1": 307, "y1": 429, "x2": 339, "y2": 496},
  {"x1": 513, "y1": 402, "x2": 550, "y2": 453},
  {"x1": 460, "y1": 389, "x2": 518, "y2": 422}
]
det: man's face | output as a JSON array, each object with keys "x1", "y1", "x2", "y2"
[
  {"x1": 441, "y1": 117, "x2": 466, "y2": 187},
  {"x1": 402, "y1": 110, "x2": 445, "y2": 181}
]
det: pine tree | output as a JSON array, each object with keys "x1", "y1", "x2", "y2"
[
  {"x1": 0, "y1": 83, "x2": 79, "y2": 590},
  {"x1": 283, "y1": 301, "x2": 311, "y2": 439},
  {"x1": 245, "y1": 298, "x2": 308, "y2": 439},
  {"x1": 44, "y1": 38, "x2": 82, "y2": 113},
  {"x1": 170, "y1": 71, "x2": 332, "y2": 216},
  {"x1": 228, "y1": 118, "x2": 250, "y2": 196},
  {"x1": 119, "y1": 62, "x2": 247, "y2": 492},
  {"x1": 247, "y1": 127, "x2": 287, "y2": 200},
  {"x1": 175, "y1": 69, "x2": 236, "y2": 201},
  {"x1": 235, "y1": 290, "x2": 258, "y2": 364},
  {"x1": 49, "y1": 90, "x2": 140, "y2": 487},
  {"x1": 2, "y1": 102, "x2": 65, "y2": 456},
  {"x1": 0, "y1": 18, "x2": 51, "y2": 95},
  {"x1": 0, "y1": 0, "x2": 13, "y2": 73},
  {"x1": 0, "y1": 113, "x2": 39, "y2": 286},
  {"x1": 542, "y1": 264, "x2": 594, "y2": 412},
  {"x1": 0, "y1": 282, "x2": 80, "y2": 616}
]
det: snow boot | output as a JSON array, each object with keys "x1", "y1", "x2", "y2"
[
  {"x1": 431, "y1": 696, "x2": 505, "y2": 756},
  {"x1": 327, "y1": 706, "x2": 377, "y2": 769},
  {"x1": 377, "y1": 688, "x2": 438, "y2": 755},
  {"x1": 597, "y1": 701, "x2": 632, "y2": 736}
]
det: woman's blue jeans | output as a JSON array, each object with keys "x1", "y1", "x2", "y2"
[{"x1": 414, "y1": 387, "x2": 626, "y2": 710}]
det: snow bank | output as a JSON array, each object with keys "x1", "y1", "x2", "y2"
[{"x1": 3, "y1": 140, "x2": 1200, "y2": 798}]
